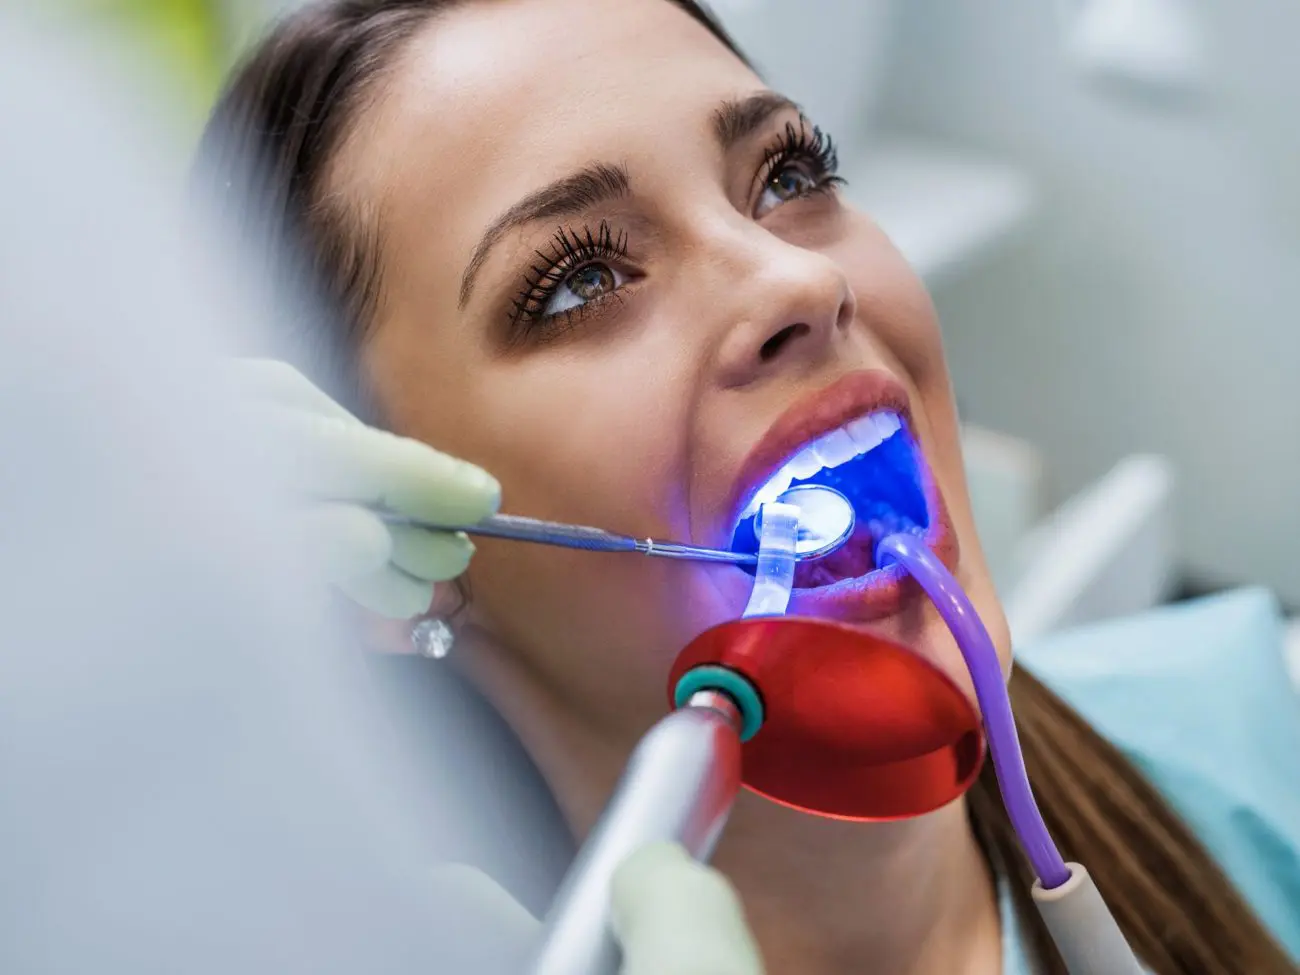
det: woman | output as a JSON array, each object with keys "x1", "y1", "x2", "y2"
[{"x1": 201, "y1": 1, "x2": 1300, "y2": 971}]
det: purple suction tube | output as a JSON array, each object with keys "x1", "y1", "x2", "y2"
[{"x1": 875, "y1": 532, "x2": 1072, "y2": 890}]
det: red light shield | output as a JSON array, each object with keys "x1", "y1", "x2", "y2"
[{"x1": 669, "y1": 616, "x2": 984, "y2": 820}]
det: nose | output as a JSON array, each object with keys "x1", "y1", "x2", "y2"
[{"x1": 712, "y1": 231, "x2": 855, "y2": 389}]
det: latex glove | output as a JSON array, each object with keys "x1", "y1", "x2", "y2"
[
  {"x1": 428, "y1": 844, "x2": 764, "y2": 974},
  {"x1": 612, "y1": 842, "x2": 766, "y2": 975},
  {"x1": 234, "y1": 359, "x2": 500, "y2": 619}
]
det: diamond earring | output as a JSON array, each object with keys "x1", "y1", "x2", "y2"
[{"x1": 410, "y1": 616, "x2": 455, "y2": 659}]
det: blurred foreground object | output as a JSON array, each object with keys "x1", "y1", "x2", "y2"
[
  {"x1": 0, "y1": 17, "x2": 534, "y2": 973},
  {"x1": 0, "y1": 19, "x2": 776, "y2": 973},
  {"x1": 22, "y1": 0, "x2": 227, "y2": 128}
]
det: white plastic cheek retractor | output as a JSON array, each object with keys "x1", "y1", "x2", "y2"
[{"x1": 742, "y1": 502, "x2": 801, "y2": 618}]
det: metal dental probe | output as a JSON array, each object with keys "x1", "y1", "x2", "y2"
[{"x1": 376, "y1": 483, "x2": 856, "y2": 567}]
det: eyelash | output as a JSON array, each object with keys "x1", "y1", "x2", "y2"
[
  {"x1": 509, "y1": 220, "x2": 630, "y2": 335},
  {"x1": 754, "y1": 119, "x2": 845, "y2": 203},
  {"x1": 508, "y1": 120, "x2": 845, "y2": 338}
]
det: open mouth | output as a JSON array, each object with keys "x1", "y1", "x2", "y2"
[{"x1": 729, "y1": 409, "x2": 932, "y2": 590}]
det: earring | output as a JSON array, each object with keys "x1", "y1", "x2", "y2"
[{"x1": 410, "y1": 616, "x2": 454, "y2": 659}]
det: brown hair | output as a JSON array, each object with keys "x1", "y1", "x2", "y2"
[
  {"x1": 198, "y1": 3, "x2": 1296, "y2": 971},
  {"x1": 976, "y1": 669, "x2": 1294, "y2": 972}
]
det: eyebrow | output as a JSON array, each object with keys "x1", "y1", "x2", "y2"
[
  {"x1": 712, "y1": 91, "x2": 801, "y2": 151},
  {"x1": 457, "y1": 92, "x2": 800, "y2": 308},
  {"x1": 458, "y1": 163, "x2": 630, "y2": 308}
]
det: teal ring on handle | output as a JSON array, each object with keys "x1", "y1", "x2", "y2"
[{"x1": 673, "y1": 664, "x2": 764, "y2": 742}]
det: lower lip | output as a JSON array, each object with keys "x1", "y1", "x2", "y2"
[{"x1": 785, "y1": 482, "x2": 958, "y2": 624}]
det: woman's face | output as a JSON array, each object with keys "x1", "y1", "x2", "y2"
[{"x1": 342, "y1": 0, "x2": 1010, "y2": 741}]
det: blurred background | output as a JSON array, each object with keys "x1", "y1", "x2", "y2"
[{"x1": 8, "y1": 0, "x2": 1297, "y2": 665}]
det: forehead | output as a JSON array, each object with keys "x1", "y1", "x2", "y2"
[{"x1": 336, "y1": 0, "x2": 760, "y2": 253}]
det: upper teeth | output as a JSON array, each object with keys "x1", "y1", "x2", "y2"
[{"x1": 743, "y1": 410, "x2": 903, "y2": 516}]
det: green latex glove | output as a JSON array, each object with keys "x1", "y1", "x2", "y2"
[
  {"x1": 429, "y1": 843, "x2": 765, "y2": 974},
  {"x1": 234, "y1": 358, "x2": 500, "y2": 620},
  {"x1": 612, "y1": 842, "x2": 766, "y2": 975}
]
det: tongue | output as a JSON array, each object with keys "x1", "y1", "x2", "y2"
[{"x1": 793, "y1": 522, "x2": 879, "y2": 589}]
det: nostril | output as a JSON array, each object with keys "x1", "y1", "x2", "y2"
[{"x1": 759, "y1": 323, "x2": 810, "y2": 362}]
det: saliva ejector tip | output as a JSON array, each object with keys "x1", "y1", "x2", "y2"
[
  {"x1": 757, "y1": 484, "x2": 855, "y2": 561},
  {"x1": 743, "y1": 485, "x2": 854, "y2": 618},
  {"x1": 744, "y1": 500, "x2": 801, "y2": 618}
]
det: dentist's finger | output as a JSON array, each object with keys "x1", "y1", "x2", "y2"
[
  {"x1": 272, "y1": 411, "x2": 501, "y2": 526},
  {"x1": 293, "y1": 502, "x2": 392, "y2": 583},
  {"x1": 611, "y1": 842, "x2": 765, "y2": 975},
  {"x1": 387, "y1": 524, "x2": 475, "y2": 583},
  {"x1": 336, "y1": 564, "x2": 435, "y2": 621}
]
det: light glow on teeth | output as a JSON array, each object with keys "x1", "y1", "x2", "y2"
[
  {"x1": 742, "y1": 410, "x2": 903, "y2": 518},
  {"x1": 814, "y1": 429, "x2": 858, "y2": 467},
  {"x1": 874, "y1": 412, "x2": 902, "y2": 439},
  {"x1": 846, "y1": 415, "x2": 883, "y2": 452},
  {"x1": 749, "y1": 475, "x2": 792, "y2": 510},
  {"x1": 786, "y1": 451, "x2": 822, "y2": 480}
]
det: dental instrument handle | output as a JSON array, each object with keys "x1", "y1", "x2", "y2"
[
  {"x1": 379, "y1": 511, "x2": 761, "y2": 566},
  {"x1": 1032, "y1": 864, "x2": 1143, "y2": 974},
  {"x1": 528, "y1": 691, "x2": 744, "y2": 975}
]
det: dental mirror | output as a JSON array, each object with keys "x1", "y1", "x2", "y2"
[{"x1": 759, "y1": 484, "x2": 856, "y2": 561}]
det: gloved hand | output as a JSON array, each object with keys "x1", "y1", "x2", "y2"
[
  {"x1": 233, "y1": 359, "x2": 500, "y2": 619},
  {"x1": 612, "y1": 842, "x2": 765, "y2": 975},
  {"x1": 428, "y1": 843, "x2": 765, "y2": 974}
]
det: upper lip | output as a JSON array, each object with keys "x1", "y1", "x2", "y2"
[{"x1": 727, "y1": 370, "x2": 914, "y2": 533}]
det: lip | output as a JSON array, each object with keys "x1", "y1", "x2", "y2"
[{"x1": 727, "y1": 369, "x2": 959, "y2": 624}]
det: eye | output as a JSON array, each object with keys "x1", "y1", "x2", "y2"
[
  {"x1": 542, "y1": 262, "x2": 628, "y2": 316},
  {"x1": 510, "y1": 221, "x2": 633, "y2": 337},
  {"x1": 752, "y1": 120, "x2": 845, "y2": 220},
  {"x1": 756, "y1": 162, "x2": 820, "y2": 217}
]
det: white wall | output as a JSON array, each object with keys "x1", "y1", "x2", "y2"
[
  {"x1": 703, "y1": 0, "x2": 892, "y2": 149},
  {"x1": 879, "y1": 0, "x2": 1300, "y2": 606}
]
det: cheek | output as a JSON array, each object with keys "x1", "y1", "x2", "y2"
[
  {"x1": 835, "y1": 217, "x2": 963, "y2": 497},
  {"x1": 370, "y1": 327, "x2": 688, "y2": 533},
  {"x1": 471, "y1": 350, "x2": 696, "y2": 535},
  {"x1": 834, "y1": 216, "x2": 1012, "y2": 679},
  {"x1": 461, "y1": 351, "x2": 742, "y2": 732},
  {"x1": 836, "y1": 213, "x2": 949, "y2": 386},
  {"x1": 367, "y1": 314, "x2": 732, "y2": 722}
]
